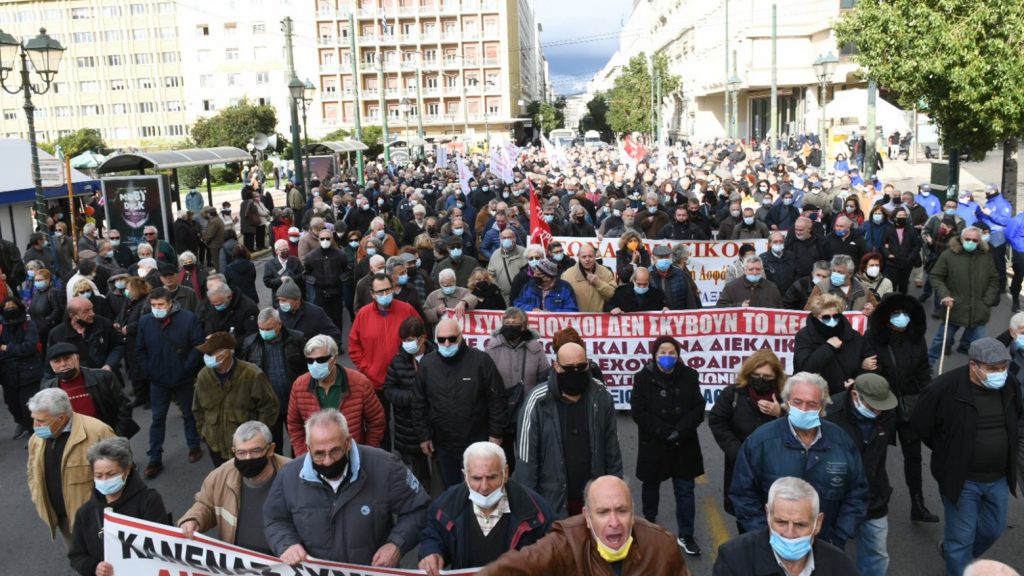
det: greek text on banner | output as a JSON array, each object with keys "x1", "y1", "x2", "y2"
[{"x1": 461, "y1": 309, "x2": 865, "y2": 410}]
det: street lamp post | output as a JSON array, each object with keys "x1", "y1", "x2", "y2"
[
  {"x1": 812, "y1": 52, "x2": 838, "y2": 176},
  {"x1": 727, "y1": 74, "x2": 741, "y2": 140},
  {"x1": 0, "y1": 27, "x2": 65, "y2": 232},
  {"x1": 290, "y1": 78, "x2": 315, "y2": 190},
  {"x1": 399, "y1": 97, "x2": 411, "y2": 144}
]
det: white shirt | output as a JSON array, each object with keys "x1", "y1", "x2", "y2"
[{"x1": 472, "y1": 495, "x2": 511, "y2": 537}]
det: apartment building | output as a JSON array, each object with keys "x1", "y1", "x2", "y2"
[{"x1": 312, "y1": 0, "x2": 547, "y2": 144}]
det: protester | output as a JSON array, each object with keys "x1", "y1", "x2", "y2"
[
  {"x1": 513, "y1": 259, "x2": 579, "y2": 311},
  {"x1": 423, "y1": 268, "x2": 478, "y2": 326},
  {"x1": 649, "y1": 245, "x2": 701, "y2": 310},
  {"x1": 561, "y1": 242, "x2": 616, "y2": 312},
  {"x1": 276, "y1": 277, "x2": 343, "y2": 344},
  {"x1": 717, "y1": 256, "x2": 784, "y2": 308},
  {"x1": 349, "y1": 273, "x2": 421, "y2": 389},
  {"x1": 383, "y1": 316, "x2": 436, "y2": 485},
  {"x1": 199, "y1": 281, "x2": 259, "y2": 347},
  {"x1": 0, "y1": 297, "x2": 43, "y2": 438},
  {"x1": 42, "y1": 342, "x2": 135, "y2": 438}
]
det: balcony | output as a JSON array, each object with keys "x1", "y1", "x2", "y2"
[
  {"x1": 484, "y1": 82, "x2": 501, "y2": 93},
  {"x1": 443, "y1": 85, "x2": 461, "y2": 95},
  {"x1": 360, "y1": 33, "x2": 378, "y2": 45},
  {"x1": 400, "y1": 34, "x2": 420, "y2": 43},
  {"x1": 483, "y1": 57, "x2": 499, "y2": 66},
  {"x1": 385, "y1": 87, "x2": 400, "y2": 96},
  {"x1": 422, "y1": 86, "x2": 440, "y2": 95},
  {"x1": 363, "y1": 88, "x2": 380, "y2": 97},
  {"x1": 463, "y1": 0, "x2": 480, "y2": 9},
  {"x1": 462, "y1": 57, "x2": 480, "y2": 66},
  {"x1": 321, "y1": 91, "x2": 339, "y2": 101},
  {"x1": 483, "y1": 27, "x2": 498, "y2": 39},
  {"x1": 422, "y1": 58, "x2": 439, "y2": 67},
  {"x1": 482, "y1": 0, "x2": 498, "y2": 11},
  {"x1": 463, "y1": 30, "x2": 478, "y2": 40},
  {"x1": 319, "y1": 36, "x2": 337, "y2": 46},
  {"x1": 320, "y1": 63, "x2": 340, "y2": 73},
  {"x1": 359, "y1": 7, "x2": 377, "y2": 17},
  {"x1": 421, "y1": 32, "x2": 439, "y2": 42},
  {"x1": 318, "y1": 9, "x2": 335, "y2": 19},
  {"x1": 440, "y1": 2, "x2": 459, "y2": 13}
]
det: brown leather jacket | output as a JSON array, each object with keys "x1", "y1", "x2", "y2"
[{"x1": 478, "y1": 515, "x2": 692, "y2": 576}]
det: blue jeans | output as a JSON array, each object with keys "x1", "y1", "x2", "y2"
[
  {"x1": 856, "y1": 516, "x2": 889, "y2": 576},
  {"x1": 928, "y1": 323, "x2": 985, "y2": 365},
  {"x1": 941, "y1": 478, "x2": 1009, "y2": 576},
  {"x1": 147, "y1": 381, "x2": 200, "y2": 463},
  {"x1": 641, "y1": 477, "x2": 696, "y2": 537}
]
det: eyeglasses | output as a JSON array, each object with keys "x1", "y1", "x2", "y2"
[
  {"x1": 144, "y1": 232, "x2": 157, "y2": 237},
  {"x1": 818, "y1": 314, "x2": 841, "y2": 322},
  {"x1": 436, "y1": 335, "x2": 460, "y2": 344},
  {"x1": 527, "y1": 257, "x2": 543, "y2": 262},
  {"x1": 306, "y1": 355, "x2": 332, "y2": 364},
  {"x1": 311, "y1": 446, "x2": 346, "y2": 463},
  {"x1": 233, "y1": 445, "x2": 269, "y2": 459},
  {"x1": 371, "y1": 288, "x2": 393, "y2": 296},
  {"x1": 559, "y1": 362, "x2": 589, "y2": 373}
]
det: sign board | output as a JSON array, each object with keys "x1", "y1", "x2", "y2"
[
  {"x1": 390, "y1": 146, "x2": 411, "y2": 165},
  {"x1": 38, "y1": 158, "x2": 64, "y2": 187},
  {"x1": 101, "y1": 175, "x2": 172, "y2": 252}
]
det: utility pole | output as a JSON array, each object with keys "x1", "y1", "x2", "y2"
[
  {"x1": 865, "y1": 79, "x2": 877, "y2": 179},
  {"x1": 724, "y1": 0, "x2": 730, "y2": 139},
  {"x1": 769, "y1": 3, "x2": 777, "y2": 146},
  {"x1": 282, "y1": 17, "x2": 305, "y2": 197},
  {"x1": 656, "y1": 71, "x2": 662, "y2": 144},
  {"x1": 731, "y1": 50, "x2": 738, "y2": 140},
  {"x1": 378, "y1": 17, "x2": 390, "y2": 164},
  {"x1": 349, "y1": 13, "x2": 364, "y2": 185},
  {"x1": 415, "y1": 56, "x2": 425, "y2": 158}
]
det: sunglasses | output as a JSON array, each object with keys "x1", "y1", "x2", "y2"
[
  {"x1": 559, "y1": 362, "x2": 589, "y2": 373},
  {"x1": 819, "y1": 314, "x2": 842, "y2": 323},
  {"x1": 306, "y1": 356, "x2": 332, "y2": 364},
  {"x1": 436, "y1": 335, "x2": 460, "y2": 344}
]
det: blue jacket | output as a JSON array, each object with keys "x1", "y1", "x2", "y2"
[
  {"x1": 481, "y1": 225, "x2": 525, "y2": 260},
  {"x1": 956, "y1": 200, "x2": 979, "y2": 226},
  {"x1": 1002, "y1": 213, "x2": 1024, "y2": 252},
  {"x1": 513, "y1": 279, "x2": 579, "y2": 312},
  {"x1": 916, "y1": 192, "x2": 942, "y2": 217},
  {"x1": 135, "y1": 306, "x2": 203, "y2": 386},
  {"x1": 861, "y1": 219, "x2": 892, "y2": 252},
  {"x1": 976, "y1": 195, "x2": 1014, "y2": 246},
  {"x1": 418, "y1": 480, "x2": 554, "y2": 569},
  {"x1": 729, "y1": 417, "x2": 868, "y2": 548}
]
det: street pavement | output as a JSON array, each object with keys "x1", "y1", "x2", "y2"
[{"x1": 4, "y1": 178, "x2": 1024, "y2": 574}]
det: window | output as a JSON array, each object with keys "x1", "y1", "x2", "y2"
[
  {"x1": 72, "y1": 31, "x2": 94, "y2": 43},
  {"x1": 111, "y1": 103, "x2": 128, "y2": 114},
  {"x1": 102, "y1": 6, "x2": 121, "y2": 17},
  {"x1": 164, "y1": 101, "x2": 183, "y2": 111},
  {"x1": 158, "y1": 2, "x2": 174, "y2": 13},
  {"x1": 229, "y1": 97, "x2": 242, "y2": 106},
  {"x1": 255, "y1": 71, "x2": 269, "y2": 84},
  {"x1": 159, "y1": 27, "x2": 177, "y2": 39},
  {"x1": 137, "y1": 102, "x2": 156, "y2": 113},
  {"x1": 75, "y1": 56, "x2": 96, "y2": 68},
  {"x1": 252, "y1": 22, "x2": 266, "y2": 34},
  {"x1": 15, "y1": 10, "x2": 34, "y2": 23},
  {"x1": 134, "y1": 53, "x2": 152, "y2": 65},
  {"x1": 197, "y1": 49, "x2": 211, "y2": 62},
  {"x1": 163, "y1": 76, "x2": 182, "y2": 88},
  {"x1": 140, "y1": 126, "x2": 161, "y2": 138},
  {"x1": 197, "y1": 25, "x2": 210, "y2": 36},
  {"x1": 225, "y1": 48, "x2": 239, "y2": 61},
  {"x1": 52, "y1": 82, "x2": 67, "y2": 94},
  {"x1": 80, "y1": 105, "x2": 102, "y2": 116},
  {"x1": 427, "y1": 103, "x2": 439, "y2": 115},
  {"x1": 199, "y1": 74, "x2": 214, "y2": 88},
  {"x1": 132, "y1": 29, "x2": 149, "y2": 41},
  {"x1": 34, "y1": 108, "x2": 47, "y2": 118},
  {"x1": 166, "y1": 125, "x2": 186, "y2": 136},
  {"x1": 105, "y1": 30, "x2": 123, "y2": 42},
  {"x1": 113, "y1": 127, "x2": 131, "y2": 140},
  {"x1": 109, "y1": 79, "x2": 127, "y2": 90},
  {"x1": 136, "y1": 78, "x2": 154, "y2": 89},
  {"x1": 2, "y1": 109, "x2": 15, "y2": 121},
  {"x1": 203, "y1": 100, "x2": 216, "y2": 111},
  {"x1": 224, "y1": 23, "x2": 237, "y2": 35},
  {"x1": 54, "y1": 106, "x2": 72, "y2": 117},
  {"x1": 425, "y1": 76, "x2": 438, "y2": 88},
  {"x1": 45, "y1": 8, "x2": 62, "y2": 20},
  {"x1": 71, "y1": 7, "x2": 93, "y2": 19},
  {"x1": 105, "y1": 55, "x2": 122, "y2": 66},
  {"x1": 160, "y1": 52, "x2": 179, "y2": 63},
  {"x1": 130, "y1": 4, "x2": 147, "y2": 15},
  {"x1": 227, "y1": 73, "x2": 240, "y2": 86}
]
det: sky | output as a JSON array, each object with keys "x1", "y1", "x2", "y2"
[{"x1": 532, "y1": 0, "x2": 632, "y2": 96}]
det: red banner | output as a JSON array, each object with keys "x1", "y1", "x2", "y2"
[{"x1": 528, "y1": 180, "x2": 551, "y2": 248}]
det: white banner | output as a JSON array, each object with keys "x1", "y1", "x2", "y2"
[{"x1": 551, "y1": 236, "x2": 770, "y2": 307}]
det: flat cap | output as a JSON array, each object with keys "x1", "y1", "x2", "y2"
[
  {"x1": 968, "y1": 337, "x2": 1011, "y2": 365},
  {"x1": 652, "y1": 245, "x2": 672, "y2": 257},
  {"x1": 853, "y1": 373, "x2": 898, "y2": 411},
  {"x1": 46, "y1": 342, "x2": 79, "y2": 362}
]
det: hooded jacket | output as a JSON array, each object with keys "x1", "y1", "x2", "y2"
[
  {"x1": 866, "y1": 293, "x2": 931, "y2": 398},
  {"x1": 794, "y1": 315, "x2": 872, "y2": 395},
  {"x1": 929, "y1": 237, "x2": 1000, "y2": 328}
]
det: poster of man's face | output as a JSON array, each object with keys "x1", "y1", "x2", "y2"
[
  {"x1": 102, "y1": 176, "x2": 170, "y2": 250},
  {"x1": 306, "y1": 155, "x2": 337, "y2": 184}
]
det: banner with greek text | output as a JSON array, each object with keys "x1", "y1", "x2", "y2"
[
  {"x1": 103, "y1": 510, "x2": 478, "y2": 576},
  {"x1": 461, "y1": 309, "x2": 866, "y2": 410},
  {"x1": 551, "y1": 237, "x2": 770, "y2": 307}
]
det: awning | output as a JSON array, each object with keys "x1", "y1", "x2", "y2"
[
  {"x1": 307, "y1": 141, "x2": 370, "y2": 154},
  {"x1": 392, "y1": 136, "x2": 429, "y2": 147},
  {"x1": 0, "y1": 139, "x2": 99, "y2": 205},
  {"x1": 96, "y1": 146, "x2": 251, "y2": 174}
]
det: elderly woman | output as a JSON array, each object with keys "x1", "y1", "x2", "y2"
[
  {"x1": 27, "y1": 267, "x2": 65, "y2": 347},
  {"x1": 863, "y1": 205, "x2": 892, "y2": 253},
  {"x1": 117, "y1": 277, "x2": 151, "y2": 408},
  {"x1": 19, "y1": 259, "x2": 46, "y2": 305},
  {"x1": 630, "y1": 335, "x2": 706, "y2": 556},
  {"x1": 708, "y1": 349, "x2": 785, "y2": 522},
  {"x1": 513, "y1": 259, "x2": 579, "y2": 312},
  {"x1": 423, "y1": 268, "x2": 478, "y2": 326},
  {"x1": 0, "y1": 297, "x2": 42, "y2": 439},
  {"x1": 508, "y1": 244, "x2": 545, "y2": 305},
  {"x1": 615, "y1": 230, "x2": 651, "y2": 284},
  {"x1": 856, "y1": 251, "x2": 894, "y2": 300},
  {"x1": 69, "y1": 437, "x2": 168, "y2": 576},
  {"x1": 468, "y1": 268, "x2": 506, "y2": 310},
  {"x1": 178, "y1": 251, "x2": 207, "y2": 301},
  {"x1": 794, "y1": 293, "x2": 875, "y2": 394},
  {"x1": 71, "y1": 278, "x2": 114, "y2": 321},
  {"x1": 383, "y1": 316, "x2": 436, "y2": 486}
]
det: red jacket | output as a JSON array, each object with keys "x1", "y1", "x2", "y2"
[
  {"x1": 348, "y1": 299, "x2": 420, "y2": 389},
  {"x1": 286, "y1": 367, "x2": 386, "y2": 456}
]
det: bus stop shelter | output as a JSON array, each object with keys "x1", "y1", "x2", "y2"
[{"x1": 96, "y1": 146, "x2": 251, "y2": 207}]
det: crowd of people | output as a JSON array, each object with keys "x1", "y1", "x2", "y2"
[{"x1": 7, "y1": 136, "x2": 1024, "y2": 576}]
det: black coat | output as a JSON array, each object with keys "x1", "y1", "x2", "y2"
[
  {"x1": 759, "y1": 250, "x2": 797, "y2": 297},
  {"x1": 604, "y1": 284, "x2": 665, "y2": 313},
  {"x1": 280, "y1": 301, "x2": 342, "y2": 344},
  {"x1": 615, "y1": 247, "x2": 651, "y2": 283},
  {"x1": 793, "y1": 316, "x2": 871, "y2": 395},
  {"x1": 711, "y1": 528, "x2": 859, "y2": 576},
  {"x1": 783, "y1": 234, "x2": 823, "y2": 277},
  {"x1": 912, "y1": 365, "x2": 1020, "y2": 504},
  {"x1": 68, "y1": 470, "x2": 168, "y2": 576},
  {"x1": 880, "y1": 224, "x2": 922, "y2": 270},
  {"x1": 658, "y1": 220, "x2": 708, "y2": 240},
  {"x1": 42, "y1": 367, "x2": 137, "y2": 438},
  {"x1": 303, "y1": 246, "x2": 349, "y2": 295},
  {"x1": 263, "y1": 255, "x2": 303, "y2": 302},
  {"x1": 471, "y1": 283, "x2": 508, "y2": 310},
  {"x1": 225, "y1": 257, "x2": 259, "y2": 304},
  {"x1": 196, "y1": 286, "x2": 259, "y2": 345},
  {"x1": 47, "y1": 315, "x2": 125, "y2": 371},
  {"x1": 827, "y1": 391, "x2": 896, "y2": 518},
  {"x1": 384, "y1": 341, "x2": 438, "y2": 454},
  {"x1": 630, "y1": 362, "x2": 705, "y2": 482},
  {"x1": 27, "y1": 285, "x2": 65, "y2": 343},
  {"x1": 116, "y1": 297, "x2": 147, "y2": 381},
  {"x1": 239, "y1": 327, "x2": 307, "y2": 415},
  {"x1": 866, "y1": 293, "x2": 931, "y2": 398},
  {"x1": 0, "y1": 315, "x2": 42, "y2": 388},
  {"x1": 708, "y1": 384, "x2": 779, "y2": 515},
  {"x1": 821, "y1": 231, "x2": 866, "y2": 264}
]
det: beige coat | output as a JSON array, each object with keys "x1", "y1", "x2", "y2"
[
  {"x1": 423, "y1": 287, "x2": 479, "y2": 325},
  {"x1": 561, "y1": 262, "x2": 616, "y2": 312},
  {"x1": 27, "y1": 413, "x2": 115, "y2": 538},
  {"x1": 487, "y1": 247, "x2": 527, "y2": 304}
]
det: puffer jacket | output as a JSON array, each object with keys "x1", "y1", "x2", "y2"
[
  {"x1": 929, "y1": 236, "x2": 1000, "y2": 328},
  {"x1": 514, "y1": 372, "x2": 624, "y2": 518},
  {"x1": 827, "y1": 391, "x2": 897, "y2": 519},
  {"x1": 193, "y1": 359, "x2": 280, "y2": 457},
  {"x1": 866, "y1": 292, "x2": 931, "y2": 398},
  {"x1": 286, "y1": 368, "x2": 386, "y2": 455},
  {"x1": 383, "y1": 341, "x2": 438, "y2": 455},
  {"x1": 648, "y1": 265, "x2": 702, "y2": 310},
  {"x1": 708, "y1": 384, "x2": 780, "y2": 516}
]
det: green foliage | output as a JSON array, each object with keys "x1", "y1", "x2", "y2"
[
  {"x1": 38, "y1": 141, "x2": 55, "y2": 155},
  {"x1": 361, "y1": 125, "x2": 384, "y2": 157},
  {"x1": 835, "y1": 0, "x2": 1024, "y2": 160},
  {"x1": 606, "y1": 53, "x2": 680, "y2": 136},
  {"x1": 526, "y1": 101, "x2": 563, "y2": 133},
  {"x1": 319, "y1": 128, "x2": 352, "y2": 142},
  {"x1": 581, "y1": 92, "x2": 612, "y2": 137},
  {"x1": 212, "y1": 167, "x2": 240, "y2": 185},
  {"x1": 55, "y1": 128, "x2": 107, "y2": 158},
  {"x1": 190, "y1": 100, "x2": 278, "y2": 149}
]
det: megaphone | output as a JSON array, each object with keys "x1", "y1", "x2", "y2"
[
  {"x1": 266, "y1": 134, "x2": 278, "y2": 151},
  {"x1": 253, "y1": 132, "x2": 269, "y2": 151}
]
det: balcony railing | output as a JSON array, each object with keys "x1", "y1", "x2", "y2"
[
  {"x1": 319, "y1": 36, "x2": 336, "y2": 46},
  {"x1": 483, "y1": 57, "x2": 499, "y2": 66},
  {"x1": 321, "y1": 91, "x2": 339, "y2": 101},
  {"x1": 320, "y1": 63, "x2": 340, "y2": 73}
]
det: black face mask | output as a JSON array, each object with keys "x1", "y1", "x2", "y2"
[
  {"x1": 56, "y1": 368, "x2": 79, "y2": 381},
  {"x1": 2, "y1": 308, "x2": 21, "y2": 322},
  {"x1": 234, "y1": 455, "x2": 269, "y2": 479},
  {"x1": 313, "y1": 454, "x2": 349, "y2": 480},
  {"x1": 749, "y1": 377, "x2": 776, "y2": 394},
  {"x1": 559, "y1": 370, "x2": 590, "y2": 396},
  {"x1": 894, "y1": 218, "x2": 907, "y2": 228},
  {"x1": 500, "y1": 325, "x2": 523, "y2": 341}
]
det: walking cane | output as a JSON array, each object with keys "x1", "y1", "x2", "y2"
[{"x1": 937, "y1": 303, "x2": 952, "y2": 375}]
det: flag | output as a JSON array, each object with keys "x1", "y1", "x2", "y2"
[
  {"x1": 540, "y1": 134, "x2": 562, "y2": 169},
  {"x1": 528, "y1": 180, "x2": 552, "y2": 249},
  {"x1": 379, "y1": 12, "x2": 392, "y2": 35},
  {"x1": 457, "y1": 156, "x2": 472, "y2": 195},
  {"x1": 436, "y1": 144, "x2": 447, "y2": 168},
  {"x1": 623, "y1": 133, "x2": 647, "y2": 163}
]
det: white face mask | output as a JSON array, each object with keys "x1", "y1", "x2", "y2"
[{"x1": 468, "y1": 485, "x2": 504, "y2": 509}]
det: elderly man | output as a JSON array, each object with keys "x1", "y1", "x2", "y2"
[
  {"x1": 200, "y1": 280, "x2": 259, "y2": 346},
  {"x1": 821, "y1": 215, "x2": 866, "y2": 264},
  {"x1": 649, "y1": 245, "x2": 701, "y2": 309},
  {"x1": 730, "y1": 372, "x2": 868, "y2": 549},
  {"x1": 717, "y1": 256, "x2": 784, "y2": 308},
  {"x1": 712, "y1": 477, "x2": 858, "y2": 575},
  {"x1": 304, "y1": 227, "x2": 349, "y2": 331},
  {"x1": 912, "y1": 338, "x2": 1020, "y2": 576},
  {"x1": 386, "y1": 255, "x2": 424, "y2": 318},
  {"x1": 424, "y1": 268, "x2": 478, "y2": 326},
  {"x1": 783, "y1": 216, "x2": 824, "y2": 278},
  {"x1": 760, "y1": 231, "x2": 797, "y2": 295},
  {"x1": 264, "y1": 409, "x2": 430, "y2": 566},
  {"x1": 354, "y1": 254, "x2": 388, "y2": 312},
  {"x1": 516, "y1": 342, "x2": 623, "y2": 518},
  {"x1": 784, "y1": 260, "x2": 831, "y2": 310},
  {"x1": 487, "y1": 228, "x2": 527, "y2": 305},
  {"x1": 143, "y1": 225, "x2": 177, "y2": 265},
  {"x1": 434, "y1": 236, "x2": 478, "y2": 287},
  {"x1": 350, "y1": 273, "x2": 421, "y2": 390},
  {"x1": 478, "y1": 476, "x2": 689, "y2": 575},
  {"x1": 637, "y1": 192, "x2": 669, "y2": 238},
  {"x1": 414, "y1": 318, "x2": 509, "y2": 488},
  {"x1": 418, "y1": 442, "x2": 556, "y2": 575},
  {"x1": 287, "y1": 334, "x2": 385, "y2": 455},
  {"x1": 731, "y1": 206, "x2": 770, "y2": 239},
  {"x1": 46, "y1": 297, "x2": 124, "y2": 373},
  {"x1": 42, "y1": 342, "x2": 136, "y2": 438},
  {"x1": 276, "y1": 277, "x2": 342, "y2": 344},
  {"x1": 928, "y1": 226, "x2": 1000, "y2": 365},
  {"x1": 807, "y1": 253, "x2": 878, "y2": 314},
  {"x1": 193, "y1": 332, "x2": 279, "y2": 466},
  {"x1": 179, "y1": 421, "x2": 291, "y2": 553},
  {"x1": 604, "y1": 267, "x2": 666, "y2": 314},
  {"x1": 26, "y1": 388, "x2": 115, "y2": 546},
  {"x1": 153, "y1": 262, "x2": 199, "y2": 313},
  {"x1": 264, "y1": 238, "x2": 304, "y2": 303},
  {"x1": 358, "y1": 216, "x2": 398, "y2": 259}
]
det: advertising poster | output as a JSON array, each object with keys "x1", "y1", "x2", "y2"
[
  {"x1": 306, "y1": 154, "x2": 338, "y2": 185},
  {"x1": 101, "y1": 175, "x2": 171, "y2": 252}
]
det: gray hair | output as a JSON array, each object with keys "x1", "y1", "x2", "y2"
[
  {"x1": 86, "y1": 437, "x2": 134, "y2": 470},
  {"x1": 208, "y1": 283, "x2": 232, "y2": 299},
  {"x1": 438, "y1": 268, "x2": 456, "y2": 285},
  {"x1": 304, "y1": 409, "x2": 350, "y2": 444},
  {"x1": 743, "y1": 255, "x2": 763, "y2": 268},
  {"x1": 672, "y1": 243, "x2": 690, "y2": 264},
  {"x1": 812, "y1": 260, "x2": 831, "y2": 274},
  {"x1": 645, "y1": 191, "x2": 659, "y2": 202},
  {"x1": 369, "y1": 254, "x2": 386, "y2": 271},
  {"x1": 309, "y1": 217, "x2": 325, "y2": 230},
  {"x1": 233, "y1": 421, "x2": 273, "y2": 447},
  {"x1": 781, "y1": 372, "x2": 831, "y2": 414},
  {"x1": 258, "y1": 307, "x2": 280, "y2": 324},
  {"x1": 207, "y1": 273, "x2": 227, "y2": 284},
  {"x1": 97, "y1": 240, "x2": 112, "y2": 252},
  {"x1": 82, "y1": 223, "x2": 96, "y2": 236},
  {"x1": 303, "y1": 333, "x2": 339, "y2": 357},
  {"x1": 962, "y1": 226, "x2": 982, "y2": 240},
  {"x1": 385, "y1": 256, "x2": 405, "y2": 276},
  {"x1": 27, "y1": 388, "x2": 72, "y2": 417},
  {"x1": 830, "y1": 254, "x2": 854, "y2": 271},
  {"x1": 524, "y1": 245, "x2": 544, "y2": 258},
  {"x1": 767, "y1": 476, "x2": 820, "y2": 519},
  {"x1": 462, "y1": 440, "x2": 506, "y2": 472},
  {"x1": 503, "y1": 307, "x2": 527, "y2": 324},
  {"x1": 1010, "y1": 312, "x2": 1024, "y2": 332}
]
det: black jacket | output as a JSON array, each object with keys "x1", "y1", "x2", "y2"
[
  {"x1": 280, "y1": 301, "x2": 342, "y2": 343},
  {"x1": 263, "y1": 255, "x2": 303, "y2": 302},
  {"x1": 630, "y1": 362, "x2": 705, "y2": 482},
  {"x1": 471, "y1": 282, "x2": 508, "y2": 310},
  {"x1": 708, "y1": 384, "x2": 780, "y2": 515},
  {"x1": 0, "y1": 238, "x2": 25, "y2": 287},
  {"x1": 912, "y1": 365, "x2": 1020, "y2": 504},
  {"x1": 827, "y1": 391, "x2": 896, "y2": 518},
  {"x1": 866, "y1": 293, "x2": 931, "y2": 398},
  {"x1": 68, "y1": 470, "x2": 168, "y2": 576},
  {"x1": 820, "y1": 231, "x2": 866, "y2": 264},
  {"x1": 384, "y1": 341, "x2": 438, "y2": 454},
  {"x1": 794, "y1": 316, "x2": 871, "y2": 395},
  {"x1": 47, "y1": 315, "x2": 124, "y2": 371},
  {"x1": 43, "y1": 367, "x2": 138, "y2": 438},
  {"x1": 658, "y1": 220, "x2": 708, "y2": 240},
  {"x1": 603, "y1": 284, "x2": 666, "y2": 313},
  {"x1": 712, "y1": 528, "x2": 859, "y2": 576},
  {"x1": 225, "y1": 257, "x2": 259, "y2": 304},
  {"x1": 615, "y1": 247, "x2": 651, "y2": 284},
  {"x1": 28, "y1": 286, "x2": 65, "y2": 343},
  {"x1": 783, "y1": 234, "x2": 823, "y2": 277},
  {"x1": 760, "y1": 250, "x2": 797, "y2": 297},
  {"x1": 304, "y1": 246, "x2": 349, "y2": 294},
  {"x1": 880, "y1": 224, "x2": 923, "y2": 270},
  {"x1": 412, "y1": 343, "x2": 509, "y2": 452},
  {"x1": 0, "y1": 314, "x2": 41, "y2": 389},
  {"x1": 196, "y1": 286, "x2": 259, "y2": 345},
  {"x1": 783, "y1": 276, "x2": 817, "y2": 311},
  {"x1": 116, "y1": 297, "x2": 147, "y2": 381},
  {"x1": 239, "y1": 327, "x2": 307, "y2": 413}
]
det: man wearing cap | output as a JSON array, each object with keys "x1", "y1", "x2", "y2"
[
  {"x1": 825, "y1": 374, "x2": 899, "y2": 576},
  {"x1": 912, "y1": 338, "x2": 1020, "y2": 576},
  {"x1": 41, "y1": 342, "x2": 137, "y2": 438},
  {"x1": 264, "y1": 239, "x2": 303, "y2": 303},
  {"x1": 149, "y1": 262, "x2": 198, "y2": 313},
  {"x1": 433, "y1": 236, "x2": 478, "y2": 288},
  {"x1": 916, "y1": 183, "x2": 942, "y2": 217},
  {"x1": 143, "y1": 225, "x2": 178, "y2": 266},
  {"x1": 276, "y1": 277, "x2": 343, "y2": 345},
  {"x1": 513, "y1": 259, "x2": 579, "y2": 312},
  {"x1": 647, "y1": 245, "x2": 701, "y2": 310}
]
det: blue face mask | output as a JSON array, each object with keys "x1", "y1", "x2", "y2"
[
  {"x1": 114, "y1": 280, "x2": 126, "y2": 290},
  {"x1": 872, "y1": 214, "x2": 884, "y2": 225},
  {"x1": 501, "y1": 238, "x2": 514, "y2": 250},
  {"x1": 769, "y1": 527, "x2": 815, "y2": 561},
  {"x1": 820, "y1": 316, "x2": 839, "y2": 328},
  {"x1": 945, "y1": 208, "x2": 957, "y2": 216},
  {"x1": 655, "y1": 258, "x2": 671, "y2": 272},
  {"x1": 438, "y1": 343, "x2": 459, "y2": 357},
  {"x1": 783, "y1": 198, "x2": 793, "y2": 206},
  {"x1": 854, "y1": 397, "x2": 877, "y2": 419},
  {"x1": 1016, "y1": 334, "x2": 1024, "y2": 349},
  {"x1": 214, "y1": 303, "x2": 228, "y2": 312},
  {"x1": 657, "y1": 355, "x2": 677, "y2": 371},
  {"x1": 743, "y1": 216, "x2": 755, "y2": 226},
  {"x1": 981, "y1": 368, "x2": 1008, "y2": 390},
  {"x1": 259, "y1": 329, "x2": 277, "y2": 341},
  {"x1": 441, "y1": 285, "x2": 457, "y2": 296},
  {"x1": 401, "y1": 340, "x2": 420, "y2": 354},
  {"x1": 308, "y1": 360, "x2": 331, "y2": 380},
  {"x1": 453, "y1": 228, "x2": 464, "y2": 236},
  {"x1": 890, "y1": 313, "x2": 910, "y2": 329},
  {"x1": 27, "y1": 269, "x2": 35, "y2": 279},
  {"x1": 746, "y1": 274, "x2": 762, "y2": 283},
  {"x1": 366, "y1": 247, "x2": 378, "y2": 256},
  {"x1": 450, "y1": 248, "x2": 463, "y2": 259},
  {"x1": 830, "y1": 272, "x2": 845, "y2": 287},
  {"x1": 397, "y1": 274, "x2": 408, "y2": 286},
  {"x1": 279, "y1": 302, "x2": 292, "y2": 313},
  {"x1": 634, "y1": 285, "x2": 649, "y2": 295},
  {"x1": 94, "y1": 474, "x2": 126, "y2": 496},
  {"x1": 962, "y1": 240, "x2": 978, "y2": 252},
  {"x1": 835, "y1": 228, "x2": 847, "y2": 238},
  {"x1": 151, "y1": 307, "x2": 168, "y2": 319},
  {"x1": 375, "y1": 293, "x2": 394, "y2": 307},
  {"x1": 203, "y1": 354, "x2": 220, "y2": 369},
  {"x1": 34, "y1": 423, "x2": 56, "y2": 439},
  {"x1": 34, "y1": 280, "x2": 48, "y2": 290},
  {"x1": 552, "y1": 252, "x2": 565, "y2": 262},
  {"x1": 349, "y1": 240, "x2": 360, "y2": 248},
  {"x1": 787, "y1": 405, "x2": 820, "y2": 430}
]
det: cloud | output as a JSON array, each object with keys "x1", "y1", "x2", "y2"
[{"x1": 533, "y1": 0, "x2": 630, "y2": 94}]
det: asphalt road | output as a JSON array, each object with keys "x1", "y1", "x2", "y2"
[{"x1": 2, "y1": 254, "x2": 1021, "y2": 575}]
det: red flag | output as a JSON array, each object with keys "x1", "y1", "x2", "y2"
[
  {"x1": 623, "y1": 134, "x2": 648, "y2": 163},
  {"x1": 528, "y1": 180, "x2": 551, "y2": 249}
]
